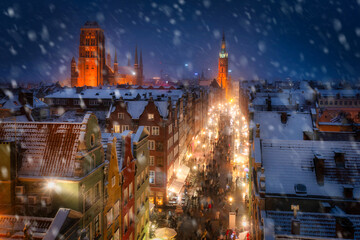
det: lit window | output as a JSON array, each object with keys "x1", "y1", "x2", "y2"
[
  {"x1": 114, "y1": 124, "x2": 120, "y2": 133},
  {"x1": 149, "y1": 171, "x2": 155, "y2": 184},
  {"x1": 112, "y1": 176, "x2": 116, "y2": 187},
  {"x1": 106, "y1": 208, "x2": 113, "y2": 228},
  {"x1": 148, "y1": 114, "x2": 154, "y2": 120}
]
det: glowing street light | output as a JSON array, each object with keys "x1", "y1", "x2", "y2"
[{"x1": 47, "y1": 181, "x2": 56, "y2": 190}]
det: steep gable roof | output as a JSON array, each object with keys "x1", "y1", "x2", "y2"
[{"x1": 0, "y1": 114, "x2": 93, "y2": 178}]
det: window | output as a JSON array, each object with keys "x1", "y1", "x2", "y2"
[
  {"x1": 118, "y1": 113, "x2": 124, "y2": 119},
  {"x1": 335, "y1": 101, "x2": 338, "y2": 105},
  {"x1": 168, "y1": 124, "x2": 172, "y2": 134},
  {"x1": 124, "y1": 213, "x2": 129, "y2": 232},
  {"x1": 112, "y1": 176, "x2": 116, "y2": 187},
  {"x1": 122, "y1": 125, "x2": 129, "y2": 132},
  {"x1": 114, "y1": 124, "x2": 120, "y2": 133},
  {"x1": 148, "y1": 140, "x2": 155, "y2": 150},
  {"x1": 319, "y1": 101, "x2": 323, "y2": 104},
  {"x1": 156, "y1": 156, "x2": 164, "y2": 167},
  {"x1": 152, "y1": 126, "x2": 160, "y2": 135},
  {"x1": 89, "y1": 100, "x2": 99, "y2": 105},
  {"x1": 149, "y1": 156, "x2": 154, "y2": 166},
  {"x1": 129, "y1": 207, "x2": 134, "y2": 224},
  {"x1": 129, "y1": 182, "x2": 133, "y2": 199},
  {"x1": 94, "y1": 214, "x2": 101, "y2": 237},
  {"x1": 106, "y1": 208, "x2": 113, "y2": 228},
  {"x1": 145, "y1": 126, "x2": 151, "y2": 134},
  {"x1": 94, "y1": 182, "x2": 101, "y2": 201},
  {"x1": 124, "y1": 187, "x2": 128, "y2": 204},
  {"x1": 148, "y1": 114, "x2": 154, "y2": 120},
  {"x1": 149, "y1": 171, "x2": 155, "y2": 184},
  {"x1": 74, "y1": 99, "x2": 80, "y2": 105},
  {"x1": 85, "y1": 189, "x2": 93, "y2": 210},
  {"x1": 167, "y1": 137, "x2": 173, "y2": 149},
  {"x1": 114, "y1": 201, "x2": 120, "y2": 218}
]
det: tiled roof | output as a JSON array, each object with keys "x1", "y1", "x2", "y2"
[
  {"x1": 0, "y1": 114, "x2": 91, "y2": 178},
  {"x1": 266, "y1": 211, "x2": 360, "y2": 239},
  {"x1": 0, "y1": 214, "x2": 53, "y2": 238}
]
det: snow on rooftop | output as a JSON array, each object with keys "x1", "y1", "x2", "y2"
[
  {"x1": 45, "y1": 88, "x2": 184, "y2": 102},
  {"x1": 154, "y1": 101, "x2": 169, "y2": 119},
  {"x1": 252, "y1": 111, "x2": 313, "y2": 140},
  {"x1": 126, "y1": 101, "x2": 148, "y2": 119},
  {"x1": 266, "y1": 210, "x2": 360, "y2": 239},
  {"x1": 261, "y1": 139, "x2": 360, "y2": 198}
]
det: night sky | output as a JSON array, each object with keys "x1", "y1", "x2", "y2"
[{"x1": 1, "y1": 0, "x2": 360, "y2": 84}]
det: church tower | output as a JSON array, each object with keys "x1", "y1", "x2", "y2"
[
  {"x1": 134, "y1": 46, "x2": 141, "y2": 85},
  {"x1": 218, "y1": 31, "x2": 229, "y2": 98},
  {"x1": 71, "y1": 57, "x2": 78, "y2": 87},
  {"x1": 76, "y1": 21, "x2": 105, "y2": 87}
]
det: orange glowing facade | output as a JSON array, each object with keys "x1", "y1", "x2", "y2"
[
  {"x1": 218, "y1": 32, "x2": 231, "y2": 99},
  {"x1": 71, "y1": 22, "x2": 144, "y2": 87}
]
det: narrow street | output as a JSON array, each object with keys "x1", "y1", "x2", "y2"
[{"x1": 175, "y1": 103, "x2": 250, "y2": 240}]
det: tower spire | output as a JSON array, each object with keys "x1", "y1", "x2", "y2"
[
  {"x1": 221, "y1": 30, "x2": 226, "y2": 53},
  {"x1": 114, "y1": 49, "x2": 117, "y2": 63},
  {"x1": 134, "y1": 45, "x2": 138, "y2": 66},
  {"x1": 140, "y1": 50, "x2": 143, "y2": 68}
]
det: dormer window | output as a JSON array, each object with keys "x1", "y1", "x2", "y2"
[
  {"x1": 294, "y1": 184, "x2": 307, "y2": 195},
  {"x1": 148, "y1": 114, "x2": 154, "y2": 121}
]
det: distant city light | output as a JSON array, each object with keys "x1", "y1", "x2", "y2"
[
  {"x1": 184, "y1": 63, "x2": 188, "y2": 67},
  {"x1": 194, "y1": 72, "x2": 198, "y2": 76},
  {"x1": 228, "y1": 69, "x2": 232, "y2": 73},
  {"x1": 132, "y1": 71, "x2": 136, "y2": 75}
]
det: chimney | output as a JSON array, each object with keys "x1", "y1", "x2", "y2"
[
  {"x1": 266, "y1": 95, "x2": 272, "y2": 111},
  {"x1": 334, "y1": 151, "x2": 345, "y2": 168},
  {"x1": 336, "y1": 217, "x2": 354, "y2": 239},
  {"x1": 280, "y1": 112, "x2": 288, "y2": 124},
  {"x1": 343, "y1": 185, "x2": 354, "y2": 199},
  {"x1": 313, "y1": 153, "x2": 325, "y2": 186},
  {"x1": 291, "y1": 219, "x2": 301, "y2": 235},
  {"x1": 256, "y1": 123, "x2": 260, "y2": 138}
]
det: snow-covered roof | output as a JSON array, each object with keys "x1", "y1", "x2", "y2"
[
  {"x1": 252, "y1": 111, "x2": 313, "y2": 140},
  {"x1": 45, "y1": 88, "x2": 184, "y2": 102},
  {"x1": 0, "y1": 113, "x2": 94, "y2": 178},
  {"x1": 317, "y1": 89, "x2": 360, "y2": 98},
  {"x1": 266, "y1": 210, "x2": 360, "y2": 239},
  {"x1": 101, "y1": 131, "x2": 130, "y2": 171},
  {"x1": 154, "y1": 101, "x2": 169, "y2": 119},
  {"x1": 126, "y1": 101, "x2": 148, "y2": 119},
  {"x1": 261, "y1": 139, "x2": 360, "y2": 199}
]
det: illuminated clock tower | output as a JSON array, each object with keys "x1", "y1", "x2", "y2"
[{"x1": 218, "y1": 31, "x2": 229, "y2": 98}]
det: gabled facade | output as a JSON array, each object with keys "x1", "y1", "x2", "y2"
[{"x1": 132, "y1": 127, "x2": 150, "y2": 240}]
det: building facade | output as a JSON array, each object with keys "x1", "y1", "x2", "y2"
[{"x1": 71, "y1": 22, "x2": 144, "y2": 87}]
